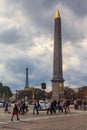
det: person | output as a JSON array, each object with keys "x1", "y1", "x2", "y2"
[
  {"x1": 74, "y1": 100, "x2": 78, "y2": 110},
  {"x1": 58, "y1": 100, "x2": 63, "y2": 113},
  {"x1": 50, "y1": 100, "x2": 56, "y2": 114},
  {"x1": 4, "y1": 100, "x2": 8, "y2": 113},
  {"x1": 8, "y1": 100, "x2": 11, "y2": 114},
  {"x1": 47, "y1": 101, "x2": 51, "y2": 114},
  {"x1": 11, "y1": 103, "x2": 20, "y2": 121},
  {"x1": 25, "y1": 100, "x2": 29, "y2": 113},
  {"x1": 47, "y1": 100, "x2": 56, "y2": 114},
  {"x1": 66, "y1": 99, "x2": 70, "y2": 113},
  {"x1": 33, "y1": 100, "x2": 40, "y2": 115},
  {"x1": 82, "y1": 99, "x2": 87, "y2": 110},
  {"x1": 63, "y1": 99, "x2": 68, "y2": 114}
]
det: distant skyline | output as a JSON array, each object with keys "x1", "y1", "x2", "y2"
[{"x1": 0, "y1": 0, "x2": 87, "y2": 92}]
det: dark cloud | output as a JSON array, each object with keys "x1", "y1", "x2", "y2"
[
  {"x1": 0, "y1": 28, "x2": 22, "y2": 44},
  {"x1": 64, "y1": 68, "x2": 87, "y2": 87},
  {"x1": 9, "y1": 0, "x2": 86, "y2": 43},
  {"x1": 6, "y1": 0, "x2": 87, "y2": 43},
  {"x1": 7, "y1": 0, "x2": 54, "y2": 35},
  {"x1": 0, "y1": 27, "x2": 36, "y2": 51},
  {"x1": 61, "y1": 0, "x2": 87, "y2": 17},
  {"x1": 62, "y1": 22, "x2": 85, "y2": 44}
]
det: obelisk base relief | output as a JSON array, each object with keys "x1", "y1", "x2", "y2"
[{"x1": 52, "y1": 81, "x2": 64, "y2": 100}]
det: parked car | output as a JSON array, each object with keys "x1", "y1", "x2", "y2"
[{"x1": 39, "y1": 100, "x2": 49, "y2": 110}]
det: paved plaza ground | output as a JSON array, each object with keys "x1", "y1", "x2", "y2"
[{"x1": 0, "y1": 106, "x2": 87, "y2": 130}]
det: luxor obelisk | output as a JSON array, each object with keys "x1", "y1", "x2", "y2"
[{"x1": 52, "y1": 10, "x2": 65, "y2": 100}]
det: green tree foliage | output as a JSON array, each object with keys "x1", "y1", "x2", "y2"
[
  {"x1": 0, "y1": 82, "x2": 12, "y2": 99},
  {"x1": 0, "y1": 82, "x2": 3, "y2": 87}
]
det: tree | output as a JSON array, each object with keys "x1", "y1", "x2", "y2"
[
  {"x1": 0, "y1": 82, "x2": 12, "y2": 99},
  {"x1": 3, "y1": 86, "x2": 12, "y2": 98},
  {"x1": 64, "y1": 87, "x2": 75, "y2": 100},
  {"x1": 0, "y1": 82, "x2": 3, "y2": 87}
]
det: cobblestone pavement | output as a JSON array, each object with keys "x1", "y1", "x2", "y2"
[{"x1": 0, "y1": 107, "x2": 87, "y2": 130}]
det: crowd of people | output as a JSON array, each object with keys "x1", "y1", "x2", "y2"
[
  {"x1": 4, "y1": 99, "x2": 29, "y2": 114},
  {"x1": 4, "y1": 99, "x2": 29, "y2": 121},
  {"x1": 3, "y1": 98, "x2": 87, "y2": 121},
  {"x1": 74, "y1": 99, "x2": 87, "y2": 110},
  {"x1": 47, "y1": 99, "x2": 70, "y2": 114}
]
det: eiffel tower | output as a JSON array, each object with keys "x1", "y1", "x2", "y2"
[{"x1": 25, "y1": 67, "x2": 29, "y2": 89}]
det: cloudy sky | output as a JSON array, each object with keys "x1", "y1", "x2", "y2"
[{"x1": 0, "y1": 0, "x2": 87, "y2": 93}]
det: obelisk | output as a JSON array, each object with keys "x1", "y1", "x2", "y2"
[
  {"x1": 52, "y1": 10, "x2": 65, "y2": 100},
  {"x1": 25, "y1": 67, "x2": 29, "y2": 89}
]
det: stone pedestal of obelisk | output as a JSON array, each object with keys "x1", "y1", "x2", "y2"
[{"x1": 52, "y1": 10, "x2": 65, "y2": 100}]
